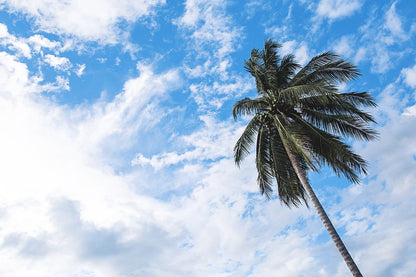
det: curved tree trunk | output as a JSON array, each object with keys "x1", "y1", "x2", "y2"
[{"x1": 284, "y1": 146, "x2": 363, "y2": 277}]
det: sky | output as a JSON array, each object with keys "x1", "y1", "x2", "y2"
[{"x1": 0, "y1": 0, "x2": 415, "y2": 276}]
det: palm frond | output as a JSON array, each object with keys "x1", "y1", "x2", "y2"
[
  {"x1": 234, "y1": 115, "x2": 262, "y2": 166},
  {"x1": 337, "y1": 92, "x2": 377, "y2": 107},
  {"x1": 301, "y1": 109, "x2": 378, "y2": 140},
  {"x1": 299, "y1": 94, "x2": 377, "y2": 123},
  {"x1": 290, "y1": 115, "x2": 368, "y2": 182},
  {"x1": 269, "y1": 125, "x2": 307, "y2": 207},
  {"x1": 244, "y1": 49, "x2": 261, "y2": 77},
  {"x1": 275, "y1": 54, "x2": 300, "y2": 89},
  {"x1": 244, "y1": 50, "x2": 271, "y2": 94},
  {"x1": 262, "y1": 39, "x2": 281, "y2": 72},
  {"x1": 270, "y1": 114, "x2": 317, "y2": 171},
  {"x1": 290, "y1": 52, "x2": 360, "y2": 86},
  {"x1": 232, "y1": 97, "x2": 269, "y2": 120},
  {"x1": 279, "y1": 80, "x2": 337, "y2": 104},
  {"x1": 256, "y1": 124, "x2": 274, "y2": 198}
]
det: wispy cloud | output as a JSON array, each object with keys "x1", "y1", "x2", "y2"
[
  {"x1": 385, "y1": 1, "x2": 407, "y2": 40},
  {"x1": 44, "y1": 54, "x2": 72, "y2": 71},
  {"x1": 401, "y1": 64, "x2": 416, "y2": 88},
  {"x1": 316, "y1": 0, "x2": 362, "y2": 20},
  {"x1": 337, "y1": 2, "x2": 416, "y2": 73}
]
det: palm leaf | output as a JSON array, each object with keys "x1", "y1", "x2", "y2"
[
  {"x1": 256, "y1": 123, "x2": 274, "y2": 198},
  {"x1": 234, "y1": 115, "x2": 262, "y2": 167},
  {"x1": 289, "y1": 114, "x2": 367, "y2": 183},
  {"x1": 279, "y1": 80, "x2": 337, "y2": 104},
  {"x1": 301, "y1": 109, "x2": 378, "y2": 140},
  {"x1": 269, "y1": 125, "x2": 307, "y2": 207},
  {"x1": 275, "y1": 54, "x2": 300, "y2": 89},
  {"x1": 290, "y1": 52, "x2": 360, "y2": 87},
  {"x1": 232, "y1": 97, "x2": 268, "y2": 119}
]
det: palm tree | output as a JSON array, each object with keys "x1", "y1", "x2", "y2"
[{"x1": 233, "y1": 39, "x2": 377, "y2": 276}]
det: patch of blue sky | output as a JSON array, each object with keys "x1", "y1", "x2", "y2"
[
  {"x1": 60, "y1": 49, "x2": 135, "y2": 104},
  {"x1": 0, "y1": 10, "x2": 34, "y2": 37}
]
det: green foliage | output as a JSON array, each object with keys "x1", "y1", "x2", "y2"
[{"x1": 233, "y1": 39, "x2": 377, "y2": 207}]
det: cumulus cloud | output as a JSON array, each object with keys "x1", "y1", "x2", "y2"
[
  {"x1": 27, "y1": 34, "x2": 62, "y2": 53},
  {"x1": 331, "y1": 77, "x2": 416, "y2": 276},
  {"x1": 0, "y1": 51, "x2": 71, "y2": 96},
  {"x1": 0, "y1": 52, "x2": 186, "y2": 275},
  {"x1": 0, "y1": 91, "x2": 184, "y2": 275},
  {"x1": 0, "y1": 23, "x2": 31, "y2": 58},
  {"x1": 44, "y1": 54, "x2": 72, "y2": 71},
  {"x1": 0, "y1": 53, "x2": 320, "y2": 276},
  {"x1": 0, "y1": 0, "x2": 166, "y2": 44}
]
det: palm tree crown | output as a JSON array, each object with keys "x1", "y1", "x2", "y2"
[{"x1": 233, "y1": 39, "x2": 377, "y2": 207}]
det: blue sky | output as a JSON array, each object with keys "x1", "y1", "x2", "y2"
[{"x1": 0, "y1": 0, "x2": 415, "y2": 276}]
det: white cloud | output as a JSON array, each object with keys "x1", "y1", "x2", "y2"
[
  {"x1": 44, "y1": 54, "x2": 72, "y2": 71},
  {"x1": 385, "y1": 1, "x2": 407, "y2": 40},
  {"x1": 294, "y1": 43, "x2": 310, "y2": 65},
  {"x1": 331, "y1": 77, "x2": 416, "y2": 276},
  {"x1": 401, "y1": 64, "x2": 416, "y2": 88},
  {"x1": 1, "y1": 0, "x2": 166, "y2": 44},
  {"x1": 1, "y1": 48, "x2": 416, "y2": 277},
  {"x1": 132, "y1": 114, "x2": 240, "y2": 169},
  {"x1": 0, "y1": 23, "x2": 31, "y2": 58},
  {"x1": 0, "y1": 24, "x2": 73, "y2": 94},
  {"x1": 265, "y1": 25, "x2": 288, "y2": 39},
  {"x1": 75, "y1": 63, "x2": 86, "y2": 77},
  {"x1": 0, "y1": 91, "x2": 187, "y2": 276},
  {"x1": 403, "y1": 105, "x2": 416, "y2": 117},
  {"x1": 0, "y1": 52, "x2": 319, "y2": 276},
  {"x1": 280, "y1": 40, "x2": 297, "y2": 56},
  {"x1": 316, "y1": 0, "x2": 362, "y2": 20},
  {"x1": 188, "y1": 74, "x2": 253, "y2": 110},
  {"x1": 349, "y1": 3, "x2": 413, "y2": 73},
  {"x1": 175, "y1": 0, "x2": 248, "y2": 113},
  {"x1": 54, "y1": 76, "x2": 70, "y2": 91},
  {"x1": 333, "y1": 35, "x2": 355, "y2": 58},
  {"x1": 176, "y1": 0, "x2": 242, "y2": 60},
  {"x1": 97, "y1": 57, "x2": 107, "y2": 63},
  {"x1": 0, "y1": 51, "x2": 38, "y2": 95},
  {"x1": 280, "y1": 40, "x2": 310, "y2": 65},
  {"x1": 27, "y1": 34, "x2": 62, "y2": 53},
  {"x1": 76, "y1": 62, "x2": 182, "y2": 157},
  {"x1": 371, "y1": 46, "x2": 391, "y2": 73},
  {"x1": 353, "y1": 46, "x2": 367, "y2": 64}
]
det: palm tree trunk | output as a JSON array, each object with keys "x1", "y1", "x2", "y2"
[{"x1": 283, "y1": 145, "x2": 363, "y2": 277}]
